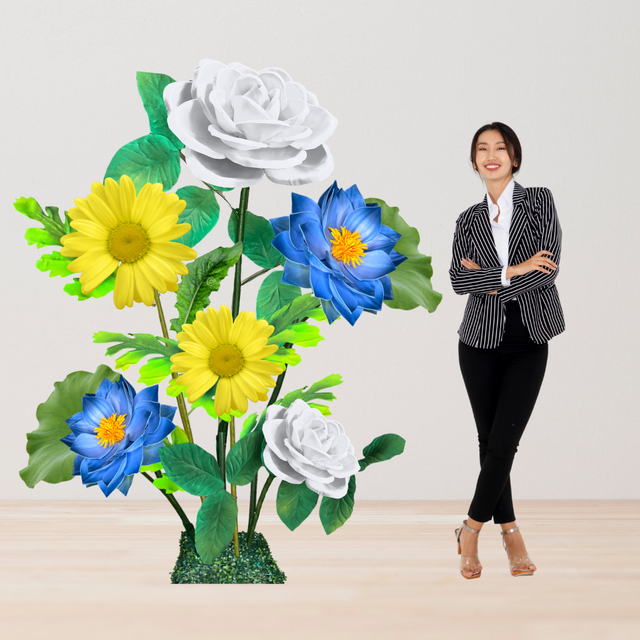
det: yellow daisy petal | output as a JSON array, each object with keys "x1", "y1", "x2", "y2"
[
  {"x1": 229, "y1": 382, "x2": 248, "y2": 414},
  {"x1": 214, "y1": 377, "x2": 232, "y2": 417},
  {"x1": 217, "y1": 305, "x2": 233, "y2": 341},
  {"x1": 69, "y1": 219, "x2": 110, "y2": 240},
  {"x1": 113, "y1": 263, "x2": 135, "y2": 309}
]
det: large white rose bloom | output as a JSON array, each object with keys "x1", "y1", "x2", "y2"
[
  {"x1": 262, "y1": 399, "x2": 360, "y2": 499},
  {"x1": 163, "y1": 60, "x2": 338, "y2": 188}
]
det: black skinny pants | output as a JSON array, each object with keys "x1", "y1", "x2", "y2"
[{"x1": 458, "y1": 299, "x2": 548, "y2": 524}]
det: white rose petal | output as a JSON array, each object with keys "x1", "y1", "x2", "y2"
[
  {"x1": 265, "y1": 144, "x2": 334, "y2": 186},
  {"x1": 263, "y1": 446, "x2": 305, "y2": 484}
]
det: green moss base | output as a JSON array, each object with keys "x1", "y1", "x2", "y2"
[{"x1": 170, "y1": 530, "x2": 288, "y2": 584}]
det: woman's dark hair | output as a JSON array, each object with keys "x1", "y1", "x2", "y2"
[{"x1": 470, "y1": 122, "x2": 522, "y2": 177}]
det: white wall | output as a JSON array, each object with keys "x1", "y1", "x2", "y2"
[{"x1": 2, "y1": 0, "x2": 638, "y2": 502}]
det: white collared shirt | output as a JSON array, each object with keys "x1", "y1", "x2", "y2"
[{"x1": 485, "y1": 177, "x2": 517, "y2": 301}]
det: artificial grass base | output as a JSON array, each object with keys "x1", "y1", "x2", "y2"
[{"x1": 170, "y1": 530, "x2": 288, "y2": 584}]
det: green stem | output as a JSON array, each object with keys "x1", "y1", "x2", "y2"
[
  {"x1": 153, "y1": 290, "x2": 195, "y2": 445},
  {"x1": 142, "y1": 472, "x2": 195, "y2": 541},
  {"x1": 241, "y1": 266, "x2": 274, "y2": 287},
  {"x1": 246, "y1": 473, "x2": 276, "y2": 547},
  {"x1": 229, "y1": 416, "x2": 240, "y2": 557},
  {"x1": 231, "y1": 187, "x2": 250, "y2": 318}
]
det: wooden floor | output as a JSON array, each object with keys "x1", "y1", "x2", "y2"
[{"x1": 1, "y1": 500, "x2": 638, "y2": 640}]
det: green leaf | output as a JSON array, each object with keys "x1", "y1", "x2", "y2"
[
  {"x1": 238, "y1": 413, "x2": 257, "y2": 440},
  {"x1": 138, "y1": 356, "x2": 173, "y2": 385},
  {"x1": 365, "y1": 197, "x2": 443, "y2": 312},
  {"x1": 104, "y1": 133, "x2": 181, "y2": 192},
  {"x1": 276, "y1": 480, "x2": 319, "y2": 531},
  {"x1": 35, "y1": 251, "x2": 74, "y2": 278},
  {"x1": 279, "y1": 373, "x2": 343, "y2": 409},
  {"x1": 135, "y1": 71, "x2": 184, "y2": 150},
  {"x1": 93, "y1": 332, "x2": 180, "y2": 371},
  {"x1": 140, "y1": 462, "x2": 163, "y2": 473},
  {"x1": 359, "y1": 434, "x2": 406, "y2": 472},
  {"x1": 266, "y1": 292, "x2": 323, "y2": 336},
  {"x1": 256, "y1": 271, "x2": 301, "y2": 320},
  {"x1": 63, "y1": 274, "x2": 116, "y2": 301},
  {"x1": 195, "y1": 490, "x2": 238, "y2": 563},
  {"x1": 264, "y1": 346, "x2": 301, "y2": 367},
  {"x1": 319, "y1": 475, "x2": 356, "y2": 534},
  {"x1": 268, "y1": 322, "x2": 324, "y2": 348},
  {"x1": 19, "y1": 365, "x2": 121, "y2": 488},
  {"x1": 153, "y1": 474, "x2": 184, "y2": 494},
  {"x1": 170, "y1": 426, "x2": 190, "y2": 445},
  {"x1": 228, "y1": 209, "x2": 285, "y2": 269},
  {"x1": 226, "y1": 431, "x2": 264, "y2": 485},
  {"x1": 14, "y1": 198, "x2": 72, "y2": 248},
  {"x1": 159, "y1": 442, "x2": 224, "y2": 497},
  {"x1": 308, "y1": 402, "x2": 331, "y2": 416},
  {"x1": 174, "y1": 186, "x2": 220, "y2": 248},
  {"x1": 170, "y1": 243, "x2": 243, "y2": 333}
]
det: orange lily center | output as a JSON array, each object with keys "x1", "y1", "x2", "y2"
[
  {"x1": 328, "y1": 226, "x2": 368, "y2": 267},
  {"x1": 94, "y1": 413, "x2": 127, "y2": 447}
]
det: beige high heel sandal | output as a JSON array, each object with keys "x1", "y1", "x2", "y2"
[
  {"x1": 500, "y1": 526, "x2": 536, "y2": 576},
  {"x1": 454, "y1": 519, "x2": 482, "y2": 579}
]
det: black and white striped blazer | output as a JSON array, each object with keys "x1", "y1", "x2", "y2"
[{"x1": 449, "y1": 180, "x2": 565, "y2": 349}]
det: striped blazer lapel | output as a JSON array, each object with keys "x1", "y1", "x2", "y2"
[
  {"x1": 469, "y1": 196, "x2": 501, "y2": 267},
  {"x1": 507, "y1": 181, "x2": 529, "y2": 266}
]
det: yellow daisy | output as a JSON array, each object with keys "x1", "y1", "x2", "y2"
[
  {"x1": 170, "y1": 305, "x2": 285, "y2": 417},
  {"x1": 60, "y1": 175, "x2": 197, "y2": 309}
]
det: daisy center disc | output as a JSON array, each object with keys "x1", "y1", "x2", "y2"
[
  {"x1": 108, "y1": 223, "x2": 150, "y2": 263},
  {"x1": 328, "y1": 226, "x2": 368, "y2": 267},
  {"x1": 94, "y1": 413, "x2": 127, "y2": 448},
  {"x1": 209, "y1": 344, "x2": 244, "y2": 378}
]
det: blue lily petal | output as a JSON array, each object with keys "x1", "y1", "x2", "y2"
[
  {"x1": 291, "y1": 192, "x2": 322, "y2": 219},
  {"x1": 307, "y1": 251, "x2": 332, "y2": 274},
  {"x1": 272, "y1": 230, "x2": 308, "y2": 264},
  {"x1": 71, "y1": 433, "x2": 116, "y2": 459},
  {"x1": 160, "y1": 404, "x2": 177, "y2": 422},
  {"x1": 300, "y1": 220, "x2": 332, "y2": 259},
  {"x1": 345, "y1": 279, "x2": 384, "y2": 310},
  {"x1": 95, "y1": 377, "x2": 114, "y2": 399},
  {"x1": 106, "y1": 382, "x2": 132, "y2": 418},
  {"x1": 123, "y1": 408, "x2": 151, "y2": 444},
  {"x1": 60, "y1": 433, "x2": 75, "y2": 447},
  {"x1": 379, "y1": 224, "x2": 402, "y2": 243},
  {"x1": 119, "y1": 375, "x2": 137, "y2": 405},
  {"x1": 343, "y1": 205, "x2": 382, "y2": 244},
  {"x1": 322, "y1": 188, "x2": 341, "y2": 232},
  {"x1": 380, "y1": 274, "x2": 393, "y2": 299},
  {"x1": 101, "y1": 455, "x2": 127, "y2": 487},
  {"x1": 117, "y1": 475, "x2": 134, "y2": 496},
  {"x1": 269, "y1": 215, "x2": 290, "y2": 236},
  {"x1": 82, "y1": 395, "x2": 115, "y2": 429},
  {"x1": 289, "y1": 211, "x2": 319, "y2": 251},
  {"x1": 282, "y1": 260, "x2": 311, "y2": 288},
  {"x1": 124, "y1": 446, "x2": 144, "y2": 475},
  {"x1": 345, "y1": 184, "x2": 366, "y2": 210},
  {"x1": 388, "y1": 249, "x2": 409, "y2": 267},
  {"x1": 330, "y1": 278, "x2": 359, "y2": 313},
  {"x1": 66, "y1": 410, "x2": 85, "y2": 427},
  {"x1": 68, "y1": 417, "x2": 96, "y2": 436},
  {"x1": 145, "y1": 416, "x2": 177, "y2": 446},
  {"x1": 328, "y1": 287, "x2": 363, "y2": 326},
  {"x1": 344, "y1": 250, "x2": 395, "y2": 281},
  {"x1": 309, "y1": 266, "x2": 333, "y2": 300},
  {"x1": 321, "y1": 298, "x2": 340, "y2": 324},
  {"x1": 366, "y1": 232, "x2": 399, "y2": 253},
  {"x1": 72, "y1": 454, "x2": 82, "y2": 476},
  {"x1": 133, "y1": 385, "x2": 158, "y2": 408},
  {"x1": 142, "y1": 442, "x2": 163, "y2": 466}
]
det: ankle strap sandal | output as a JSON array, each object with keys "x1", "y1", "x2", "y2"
[
  {"x1": 500, "y1": 526, "x2": 536, "y2": 577},
  {"x1": 454, "y1": 519, "x2": 482, "y2": 579}
]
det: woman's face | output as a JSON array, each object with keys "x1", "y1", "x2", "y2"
[{"x1": 473, "y1": 129, "x2": 516, "y2": 182}]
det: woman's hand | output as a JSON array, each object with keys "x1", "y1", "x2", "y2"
[
  {"x1": 509, "y1": 250, "x2": 557, "y2": 277},
  {"x1": 461, "y1": 258, "x2": 498, "y2": 294}
]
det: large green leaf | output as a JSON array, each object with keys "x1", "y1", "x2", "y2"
[
  {"x1": 93, "y1": 332, "x2": 180, "y2": 371},
  {"x1": 35, "y1": 251, "x2": 74, "y2": 278},
  {"x1": 14, "y1": 198, "x2": 72, "y2": 248},
  {"x1": 268, "y1": 322, "x2": 324, "y2": 348},
  {"x1": 19, "y1": 365, "x2": 120, "y2": 488},
  {"x1": 226, "y1": 431, "x2": 264, "y2": 486},
  {"x1": 64, "y1": 274, "x2": 116, "y2": 301},
  {"x1": 136, "y1": 71, "x2": 184, "y2": 149},
  {"x1": 359, "y1": 434, "x2": 406, "y2": 472},
  {"x1": 159, "y1": 442, "x2": 224, "y2": 497},
  {"x1": 279, "y1": 373, "x2": 343, "y2": 408},
  {"x1": 228, "y1": 209, "x2": 285, "y2": 269},
  {"x1": 170, "y1": 242, "x2": 242, "y2": 333},
  {"x1": 256, "y1": 271, "x2": 301, "y2": 320},
  {"x1": 266, "y1": 292, "x2": 323, "y2": 336},
  {"x1": 195, "y1": 490, "x2": 238, "y2": 563},
  {"x1": 264, "y1": 346, "x2": 301, "y2": 367},
  {"x1": 276, "y1": 480, "x2": 319, "y2": 531},
  {"x1": 104, "y1": 133, "x2": 181, "y2": 192},
  {"x1": 365, "y1": 197, "x2": 442, "y2": 312},
  {"x1": 174, "y1": 186, "x2": 220, "y2": 248},
  {"x1": 319, "y1": 475, "x2": 356, "y2": 534}
]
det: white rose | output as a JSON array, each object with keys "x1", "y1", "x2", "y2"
[
  {"x1": 163, "y1": 59, "x2": 338, "y2": 188},
  {"x1": 262, "y1": 399, "x2": 360, "y2": 499}
]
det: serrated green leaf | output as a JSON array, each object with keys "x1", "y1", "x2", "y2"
[
  {"x1": 138, "y1": 356, "x2": 173, "y2": 385},
  {"x1": 25, "y1": 228, "x2": 61, "y2": 249},
  {"x1": 264, "y1": 346, "x2": 301, "y2": 366},
  {"x1": 268, "y1": 322, "x2": 324, "y2": 348},
  {"x1": 104, "y1": 134, "x2": 181, "y2": 192},
  {"x1": 153, "y1": 473, "x2": 184, "y2": 494},
  {"x1": 63, "y1": 274, "x2": 116, "y2": 301},
  {"x1": 275, "y1": 480, "x2": 319, "y2": 531},
  {"x1": 170, "y1": 242, "x2": 242, "y2": 332},
  {"x1": 195, "y1": 490, "x2": 238, "y2": 563},
  {"x1": 159, "y1": 442, "x2": 223, "y2": 497},
  {"x1": 319, "y1": 475, "x2": 356, "y2": 534},
  {"x1": 19, "y1": 365, "x2": 120, "y2": 488},
  {"x1": 14, "y1": 198, "x2": 72, "y2": 248},
  {"x1": 278, "y1": 373, "x2": 343, "y2": 409},
  {"x1": 365, "y1": 197, "x2": 442, "y2": 312},
  {"x1": 94, "y1": 332, "x2": 180, "y2": 372},
  {"x1": 136, "y1": 71, "x2": 184, "y2": 149},
  {"x1": 307, "y1": 402, "x2": 331, "y2": 416},
  {"x1": 140, "y1": 462, "x2": 163, "y2": 473},
  {"x1": 228, "y1": 209, "x2": 285, "y2": 269},
  {"x1": 256, "y1": 270, "x2": 301, "y2": 320},
  {"x1": 174, "y1": 186, "x2": 220, "y2": 248},
  {"x1": 359, "y1": 434, "x2": 406, "y2": 472},
  {"x1": 227, "y1": 431, "x2": 264, "y2": 485},
  {"x1": 266, "y1": 292, "x2": 323, "y2": 336},
  {"x1": 35, "y1": 251, "x2": 74, "y2": 278}
]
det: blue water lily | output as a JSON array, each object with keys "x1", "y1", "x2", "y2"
[
  {"x1": 269, "y1": 181, "x2": 407, "y2": 325},
  {"x1": 60, "y1": 375, "x2": 177, "y2": 497}
]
